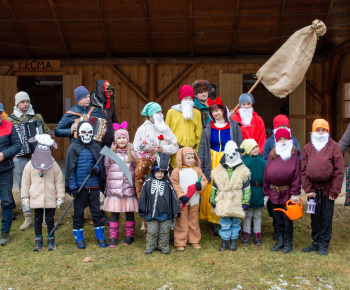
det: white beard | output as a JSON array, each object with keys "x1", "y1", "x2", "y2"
[
  {"x1": 275, "y1": 139, "x2": 293, "y2": 161},
  {"x1": 181, "y1": 100, "x2": 194, "y2": 120},
  {"x1": 239, "y1": 108, "x2": 253, "y2": 126},
  {"x1": 153, "y1": 113, "x2": 167, "y2": 133},
  {"x1": 311, "y1": 132, "x2": 329, "y2": 152}
]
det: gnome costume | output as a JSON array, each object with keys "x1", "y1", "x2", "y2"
[
  {"x1": 138, "y1": 153, "x2": 180, "y2": 254},
  {"x1": 65, "y1": 121, "x2": 107, "y2": 249},
  {"x1": 21, "y1": 134, "x2": 65, "y2": 251}
]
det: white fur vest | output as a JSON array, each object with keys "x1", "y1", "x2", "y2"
[{"x1": 211, "y1": 163, "x2": 250, "y2": 218}]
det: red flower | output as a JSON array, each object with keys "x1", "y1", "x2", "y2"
[{"x1": 158, "y1": 135, "x2": 164, "y2": 141}]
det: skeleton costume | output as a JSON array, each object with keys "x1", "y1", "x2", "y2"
[{"x1": 138, "y1": 153, "x2": 180, "y2": 254}]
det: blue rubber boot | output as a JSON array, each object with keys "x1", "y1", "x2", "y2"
[
  {"x1": 73, "y1": 229, "x2": 86, "y2": 249},
  {"x1": 94, "y1": 227, "x2": 108, "y2": 247}
]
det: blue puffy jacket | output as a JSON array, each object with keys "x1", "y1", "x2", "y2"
[
  {"x1": 0, "y1": 120, "x2": 22, "y2": 173},
  {"x1": 54, "y1": 104, "x2": 103, "y2": 143},
  {"x1": 68, "y1": 148, "x2": 100, "y2": 190}
]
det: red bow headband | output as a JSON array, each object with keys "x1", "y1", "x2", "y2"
[{"x1": 207, "y1": 97, "x2": 223, "y2": 107}]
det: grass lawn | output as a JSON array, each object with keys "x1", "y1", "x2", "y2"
[{"x1": 1, "y1": 195, "x2": 350, "y2": 289}]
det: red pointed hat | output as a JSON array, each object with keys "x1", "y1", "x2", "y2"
[
  {"x1": 273, "y1": 114, "x2": 289, "y2": 129},
  {"x1": 275, "y1": 128, "x2": 291, "y2": 141}
]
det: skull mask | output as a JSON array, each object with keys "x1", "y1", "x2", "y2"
[
  {"x1": 78, "y1": 121, "x2": 93, "y2": 144},
  {"x1": 223, "y1": 141, "x2": 243, "y2": 168}
]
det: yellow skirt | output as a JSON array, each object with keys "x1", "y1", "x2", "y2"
[{"x1": 199, "y1": 149, "x2": 224, "y2": 224}]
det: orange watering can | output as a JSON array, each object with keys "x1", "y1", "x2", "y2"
[{"x1": 274, "y1": 199, "x2": 303, "y2": 220}]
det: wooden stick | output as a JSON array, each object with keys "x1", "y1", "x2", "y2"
[{"x1": 232, "y1": 76, "x2": 263, "y2": 112}]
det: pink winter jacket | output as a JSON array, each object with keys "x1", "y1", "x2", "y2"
[{"x1": 104, "y1": 145, "x2": 138, "y2": 198}]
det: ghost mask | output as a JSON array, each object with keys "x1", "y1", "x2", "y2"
[
  {"x1": 223, "y1": 141, "x2": 244, "y2": 168},
  {"x1": 29, "y1": 134, "x2": 57, "y2": 171},
  {"x1": 78, "y1": 121, "x2": 93, "y2": 144}
]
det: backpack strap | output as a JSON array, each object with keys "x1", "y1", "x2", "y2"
[{"x1": 87, "y1": 106, "x2": 95, "y2": 116}]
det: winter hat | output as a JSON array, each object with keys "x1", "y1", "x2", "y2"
[
  {"x1": 0, "y1": 103, "x2": 4, "y2": 112},
  {"x1": 275, "y1": 128, "x2": 291, "y2": 141},
  {"x1": 178, "y1": 85, "x2": 194, "y2": 101},
  {"x1": 151, "y1": 165, "x2": 162, "y2": 176},
  {"x1": 138, "y1": 137, "x2": 156, "y2": 153},
  {"x1": 74, "y1": 86, "x2": 90, "y2": 103},
  {"x1": 113, "y1": 121, "x2": 129, "y2": 141},
  {"x1": 192, "y1": 80, "x2": 211, "y2": 95},
  {"x1": 141, "y1": 102, "x2": 162, "y2": 118},
  {"x1": 238, "y1": 93, "x2": 254, "y2": 106},
  {"x1": 240, "y1": 139, "x2": 258, "y2": 155},
  {"x1": 273, "y1": 114, "x2": 290, "y2": 129},
  {"x1": 312, "y1": 118, "x2": 329, "y2": 132},
  {"x1": 15, "y1": 91, "x2": 30, "y2": 106}
]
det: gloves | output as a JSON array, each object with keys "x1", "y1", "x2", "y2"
[
  {"x1": 70, "y1": 188, "x2": 79, "y2": 197},
  {"x1": 89, "y1": 167, "x2": 98, "y2": 175},
  {"x1": 56, "y1": 197, "x2": 65, "y2": 208},
  {"x1": 242, "y1": 204, "x2": 249, "y2": 211},
  {"x1": 264, "y1": 196, "x2": 269, "y2": 207},
  {"x1": 195, "y1": 182, "x2": 201, "y2": 191},
  {"x1": 180, "y1": 196, "x2": 190, "y2": 204},
  {"x1": 22, "y1": 198, "x2": 30, "y2": 212},
  {"x1": 291, "y1": 195, "x2": 300, "y2": 203}
]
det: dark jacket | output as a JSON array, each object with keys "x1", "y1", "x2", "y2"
[
  {"x1": 198, "y1": 119, "x2": 243, "y2": 182},
  {"x1": 338, "y1": 123, "x2": 350, "y2": 153},
  {"x1": 263, "y1": 150, "x2": 301, "y2": 204},
  {"x1": 0, "y1": 120, "x2": 22, "y2": 173},
  {"x1": 54, "y1": 104, "x2": 103, "y2": 143},
  {"x1": 263, "y1": 135, "x2": 302, "y2": 160},
  {"x1": 301, "y1": 138, "x2": 344, "y2": 199}
]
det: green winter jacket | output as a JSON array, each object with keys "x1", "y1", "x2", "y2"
[{"x1": 194, "y1": 97, "x2": 211, "y2": 127}]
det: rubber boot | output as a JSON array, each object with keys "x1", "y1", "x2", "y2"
[
  {"x1": 282, "y1": 232, "x2": 293, "y2": 254},
  {"x1": 123, "y1": 221, "x2": 135, "y2": 246},
  {"x1": 33, "y1": 235, "x2": 44, "y2": 251},
  {"x1": 94, "y1": 227, "x2": 108, "y2": 247},
  {"x1": 270, "y1": 232, "x2": 284, "y2": 251},
  {"x1": 73, "y1": 229, "x2": 86, "y2": 249},
  {"x1": 219, "y1": 239, "x2": 229, "y2": 251},
  {"x1": 0, "y1": 232, "x2": 10, "y2": 246},
  {"x1": 109, "y1": 222, "x2": 119, "y2": 248},
  {"x1": 20, "y1": 212, "x2": 33, "y2": 231},
  {"x1": 302, "y1": 241, "x2": 318, "y2": 252},
  {"x1": 47, "y1": 236, "x2": 56, "y2": 251},
  {"x1": 242, "y1": 232, "x2": 250, "y2": 246},
  {"x1": 229, "y1": 239, "x2": 238, "y2": 251}
]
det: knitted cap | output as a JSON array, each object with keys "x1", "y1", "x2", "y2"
[
  {"x1": 141, "y1": 102, "x2": 162, "y2": 117},
  {"x1": 273, "y1": 114, "x2": 289, "y2": 129},
  {"x1": 312, "y1": 118, "x2": 329, "y2": 132},
  {"x1": 15, "y1": 91, "x2": 30, "y2": 106},
  {"x1": 178, "y1": 85, "x2": 194, "y2": 101},
  {"x1": 239, "y1": 93, "x2": 254, "y2": 106},
  {"x1": 0, "y1": 103, "x2": 4, "y2": 112},
  {"x1": 114, "y1": 129, "x2": 129, "y2": 141},
  {"x1": 138, "y1": 137, "x2": 156, "y2": 153},
  {"x1": 74, "y1": 86, "x2": 90, "y2": 103},
  {"x1": 275, "y1": 128, "x2": 291, "y2": 141},
  {"x1": 240, "y1": 139, "x2": 258, "y2": 155}
]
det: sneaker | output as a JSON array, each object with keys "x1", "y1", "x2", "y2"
[
  {"x1": 253, "y1": 232, "x2": 262, "y2": 246},
  {"x1": 191, "y1": 243, "x2": 201, "y2": 249},
  {"x1": 177, "y1": 246, "x2": 185, "y2": 251},
  {"x1": 242, "y1": 232, "x2": 250, "y2": 246}
]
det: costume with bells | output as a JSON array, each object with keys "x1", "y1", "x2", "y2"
[
  {"x1": 21, "y1": 134, "x2": 65, "y2": 251},
  {"x1": 138, "y1": 153, "x2": 180, "y2": 254},
  {"x1": 65, "y1": 121, "x2": 107, "y2": 249},
  {"x1": 209, "y1": 141, "x2": 251, "y2": 251},
  {"x1": 170, "y1": 147, "x2": 208, "y2": 250}
]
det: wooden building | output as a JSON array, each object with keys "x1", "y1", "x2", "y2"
[{"x1": 0, "y1": 0, "x2": 349, "y2": 159}]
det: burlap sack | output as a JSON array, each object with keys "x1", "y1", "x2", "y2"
[{"x1": 256, "y1": 19, "x2": 326, "y2": 99}]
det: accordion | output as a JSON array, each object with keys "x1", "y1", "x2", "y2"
[
  {"x1": 73, "y1": 115, "x2": 107, "y2": 142},
  {"x1": 14, "y1": 120, "x2": 44, "y2": 156}
]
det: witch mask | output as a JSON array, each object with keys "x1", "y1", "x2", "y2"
[{"x1": 29, "y1": 134, "x2": 57, "y2": 171}]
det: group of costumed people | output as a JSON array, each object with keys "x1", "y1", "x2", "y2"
[{"x1": 0, "y1": 79, "x2": 346, "y2": 256}]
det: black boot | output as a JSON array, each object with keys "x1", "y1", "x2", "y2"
[
  {"x1": 302, "y1": 241, "x2": 318, "y2": 252},
  {"x1": 33, "y1": 235, "x2": 44, "y2": 252},
  {"x1": 282, "y1": 232, "x2": 293, "y2": 254},
  {"x1": 219, "y1": 239, "x2": 229, "y2": 251},
  {"x1": 229, "y1": 239, "x2": 238, "y2": 251},
  {"x1": 47, "y1": 236, "x2": 56, "y2": 251},
  {"x1": 102, "y1": 211, "x2": 110, "y2": 227},
  {"x1": 270, "y1": 232, "x2": 284, "y2": 251}
]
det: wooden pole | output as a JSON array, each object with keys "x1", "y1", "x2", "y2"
[
  {"x1": 232, "y1": 76, "x2": 262, "y2": 112},
  {"x1": 148, "y1": 63, "x2": 157, "y2": 102}
]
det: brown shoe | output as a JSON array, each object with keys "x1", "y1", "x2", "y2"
[
  {"x1": 177, "y1": 246, "x2": 185, "y2": 251},
  {"x1": 191, "y1": 243, "x2": 201, "y2": 249}
]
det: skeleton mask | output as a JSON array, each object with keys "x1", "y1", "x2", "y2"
[
  {"x1": 223, "y1": 141, "x2": 243, "y2": 168},
  {"x1": 78, "y1": 121, "x2": 93, "y2": 144},
  {"x1": 105, "y1": 81, "x2": 112, "y2": 98}
]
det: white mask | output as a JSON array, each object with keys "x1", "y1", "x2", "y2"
[
  {"x1": 181, "y1": 100, "x2": 194, "y2": 120},
  {"x1": 79, "y1": 122, "x2": 93, "y2": 144},
  {"x1": 239, "y1": 108, "x2": 253, "y2": 126},
  {"x1": 311, "y1": 132, "x2": 329, "y2": 152},
  {"x1": 224, "y1": 141, "x2": 242, "y2": 167},
  {"x1": 275, "y1": 139, "x2": 293, "y2": 161},
  {"x1": 152, "y1": 113, "x2": 167, "y2": 133}
]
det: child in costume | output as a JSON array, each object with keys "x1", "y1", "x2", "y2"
[
  {"x1": 210, "y1": 141, "x2": 251, "y2": 251},
  {"x1": 103, "y1": 122, "x2": 138, "y2": 247},
  {"x1": 138, "y1": 153, "x2": 180, "y2": 254},
  {"x1": 240, "y1": 139, "x2": 266, "y2": 246},
  {"x1": 21, "y1": 134, "x2": 65, "y2": 251},
  {"x1": 171, "y1": 147, "x2": 208, "y2": 251},
  {"x1": 263, "y1": 129, "x2": 301, "y2": 254},
  {"x1": 65, "y1": 121, "x2": 107, "y2": 249},
  {"x1": 301, "y1": 119, "x2": 344, "y2": 256}
]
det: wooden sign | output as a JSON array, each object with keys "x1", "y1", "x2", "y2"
[{"x1": 14, "y1": 60, "x2": 60, "y2": 72}]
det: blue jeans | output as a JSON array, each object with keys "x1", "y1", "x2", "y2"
[
  {"x1": 0, "y1": 170, "x2": 16, "y2": 232},
  {"x1": 219, "y1": 217, "x2": 241, "y2": 240},
  {"x1": 13, "y1": 156, "x2": 31, "y2": 213}
]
